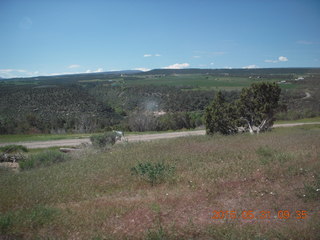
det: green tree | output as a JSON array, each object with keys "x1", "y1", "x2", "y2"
[
  {"x1": 205, "y1": 91, "x2": 238, "y2": 135},
  {"x1": 238, "y1": 82, "x2": 281, "y2": 134}
]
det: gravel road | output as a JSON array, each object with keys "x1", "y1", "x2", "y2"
[{"x1": 0, "y1": 122, "x2": 319, "y2": 149}]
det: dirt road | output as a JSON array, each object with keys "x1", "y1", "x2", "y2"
[{"x1": 0, "y1": 122, "x2": 319, "y2": 149}]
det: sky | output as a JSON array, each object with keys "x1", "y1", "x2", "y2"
[{"x1": 0, "y1": 0, "x2": 320, "y2": 78}]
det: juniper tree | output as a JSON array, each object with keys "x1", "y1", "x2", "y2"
[
  {"x1": 205, "y1": 91, "x2": 238, "y2": 135},
  {"x1": 238, "y1": 82, "x2": 281, "y2": 134}
]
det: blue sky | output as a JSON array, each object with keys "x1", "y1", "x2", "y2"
[{"x1": 0, "y1": 0, "x2": 320, "y2": 78}]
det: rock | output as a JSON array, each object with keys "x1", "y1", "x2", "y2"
[
  {"x1": 0, "y1": 162, "x2": 20, "y2": 173},
  {"x1": 59, "y1": 148, "x2": 81, "y2": 153}
]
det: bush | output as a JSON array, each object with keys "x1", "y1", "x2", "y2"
[
  {"x1": 303, "y1": 173, "x2": 320, "y2": 201},
  {"x1": 90, "y1": 132, "x2": 117, "y2": 148},
  {"x1": 19, "y1": 150, "x2": 69, "y2": 170},
  {"x1": 0, "y1": 145, "x2": 28, "y2": 154},
  {"x1": 131, "y1": 162, "x2": 175, "y2": 186},
  {"x1": 0, "y1": 145, "x2": 27, "y2": 163}
]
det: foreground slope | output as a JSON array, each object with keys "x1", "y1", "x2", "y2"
[{"x1": 0, "y1": 125, "x2": 320, "y2": 239}]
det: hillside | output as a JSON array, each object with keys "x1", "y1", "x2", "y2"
[
  {"x1": 0, "y1": 68, "x2": 319, "y2": 134},
  {"x1": 0, "y1": 126, "x2": 319, "y2": 239}
]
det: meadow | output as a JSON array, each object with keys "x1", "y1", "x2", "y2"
[
  {"x1": 123, "y1": 74, "x2": 297, "y2": 90},
  {"x1": 1, "y1": 125, "x2": 319, "y2": 239}
]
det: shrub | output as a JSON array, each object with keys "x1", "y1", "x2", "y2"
[
  {"x1": 0, "y1": 214, "x2": 12, "y2": 234},
  {"x1": 90, "y1": 132, "x2": 117, "y2": 148},
  {"x1": 131, "y1": 162, "x2": 175, "y2": 186},
  {"x1": 256, "y1": 146, "x2": 274, "y2": 165},
  {"x1": 0, "y1": 145, "x2": 28, "y2": 154},
  {"x1": 303, "y1": 173, "x2": 320, "y2": 201},
  {"x1": 0, "y1": 145, "x2": 27, "y2": 163},
  {"x1": 19, "y1": 150, "x2": 69, "y2": 170}
]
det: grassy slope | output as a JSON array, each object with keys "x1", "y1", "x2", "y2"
[{"x1": 1, "y1": 126, "x2": 320, "y2": 239}]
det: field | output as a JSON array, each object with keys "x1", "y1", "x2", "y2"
[
  {"x1": 124, "y1": 74, "x2": 297, "y2": 90},
  {"x1": 1, "y1": 125, "x2": 319, "y2": 239}
]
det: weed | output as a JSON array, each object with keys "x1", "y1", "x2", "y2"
[
  {"x1": 0, "y1": 145, "x2": 28, "y2": 154},
  {"x1": 303, "y1": 173, "x2": 320, "y2": 201},
  {"x1": 19, "y1": 150, "x2": 69, "y2": 170},
  {"x1": 90, "y1": 132, "x2": 117, "y2": 148},
  {"x1": 257, "y1": 147, "x2": 273, "y2": 164},
  {"x1": 0, "y1": 214, "x2": 12, "y2": 234},
  {"x1": 131, "y1": 162, "x2": 175, "y2": 186},
  {"x1": 0, "y1": 205, "x2": 59, "y2": 236},
  {"x1": 145, "y1": 225, "x2": 168, "y2": 240}
]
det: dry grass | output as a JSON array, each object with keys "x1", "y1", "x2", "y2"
[{"x1": 0, "y1": 126, "x2": 320, "y2": 239}]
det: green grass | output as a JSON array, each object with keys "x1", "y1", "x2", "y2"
[
  {"x1": 0, "y1": 126, "x2": 319, "y2": 239},
  {"x1": 0, "y1": 129, "x2": 203, "y2": 144},
  {"x1": 0, "y1": 133, "x2": 92, "y2": 143},
  {"x1": 275, "y1": 116, "x2": 320, "y2": 124},
  {"x1": 124, "y1": 74, "x2": 299, "y2": 90},
  {"x1": 0, "y1": 144, "x2": 28, "y2": 153}
]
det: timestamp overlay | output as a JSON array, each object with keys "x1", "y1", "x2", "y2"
[{"x1": 211, "y1": 210, "x2": 317, "y2": 221}]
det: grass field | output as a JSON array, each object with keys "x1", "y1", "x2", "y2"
[
  {"x1": 1, "y1": 126, "x2": 319, "y2": 239},
  {"x1": 0, "y1": 133, "x2": 92, "y2": 144},
  {"x1": 124, "y1": 74, "x2": 298, "y2": 90}
]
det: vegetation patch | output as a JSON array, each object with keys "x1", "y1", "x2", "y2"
[
  {"x1": 90, "y1": 131, "x2": 117, "y2": 148},
  {"x1": 0, "y1": 205, "x2": 60, "y2": 236},
  {"x1": 0, "y1": 126, "x2": 319, "y2": 239},
  {"x1": 131, "y1": 162, "x2": 176, "y2": 186},
  {"x1": 19, "y1": 150, "x2": 69, "y2": 170},
  {"x1": 0, "y1": 145, "x2": 28, "y2": 154},
  {"x1": 303, "y1": 173, "x2": 320, "y2": 201}
]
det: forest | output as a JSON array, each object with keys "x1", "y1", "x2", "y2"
[{"x1": 0, "y1": 68, "x2": 319, "y2": 134}]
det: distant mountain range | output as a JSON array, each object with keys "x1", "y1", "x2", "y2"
[{"x1": 1, "y1": 68, "x2": 320, "y2": 81}]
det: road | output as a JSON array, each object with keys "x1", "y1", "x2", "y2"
[{"x1": 0, "y1": 122, "x2": 319, "y2": 149}]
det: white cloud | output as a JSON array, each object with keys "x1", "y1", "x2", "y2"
[
  {"x1": 0, "y1": 69, "x2": 26, "y2": 73},
  {"x1": 144, "y1": 54, "x2": 161, "y2": 57},
  {"x1": 85, "y1": 68, "x2": 104, "y2": 73},
  {"x1": 95, "y1": 68, "x2": 103, "y2": 73},
  {"x1": 210, "y1": 62, "x2": 215, "y2": 65},
  {"x1": 133, "y1": 67, "x2": 150, "y2": 72},
  {"x1": 265, "y1": 56, "x2": 288, "y2": 63},
  {"x1": 0, "y1": 69, "x2": 36, "y2": 78},
  {"x1": 278, "y1": 56, "x2": 288, "y2": 62},
  {"x1": 193, "y1": 56, "x2": 201, "y2": 58},
  {"x1": 242, "y1": 65, "x2": 258, "y2": 69},
  {"x1": 68, "y1": 64, "x2": 80, "y2": 69},
  {"x1": 163, "y1": 63, "x2": 190, "y2": 69}
]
